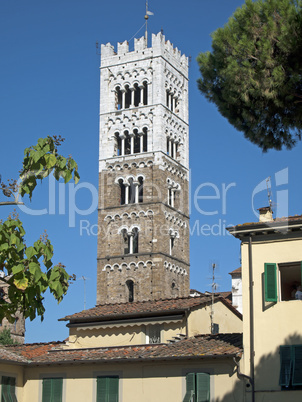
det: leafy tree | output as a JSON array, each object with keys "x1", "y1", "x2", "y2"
[
  {"x1": 0, "y1": 328, "x2": 18, "y2": 346},
  {"x1": 0, "y1": 136, "x2": 79, "y2": 323},
  {"x1": 197, "y1": 0, "x2": 302, "y2": 151}
]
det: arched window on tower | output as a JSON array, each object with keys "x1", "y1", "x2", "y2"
[
  {"x1": 121, "y1": 228, "x2": 139, "y2": 254},
  {"x1": 116, "y1": 86, "x2": 122, "y2": 110},
  {"x1": 115, "y1": 132, "x2": 121, "y2": 156},
  {"x1": 134, "y1": 129, "x2": 140, "y2": 154},
  {"x1": 170, "y1": 236, "x2": 175, "y2": 255},
  {"x1": 138, "y1": 177, "x2": 144, "y2": 203},
  {"x1": 128, "y1": 178, "x2": 135, "y2": 204},
  {"x1": 142, "y1": 127, "x2": 148, "y2": 152},
  {"x1": 171, "y1": 281, "x2": 178, "y2": 297},
  {"x1": 169, "y1": 229, "x2": 179, "y2": 256},
  {"x1": 143, "y1": 81, "x2": 148, "y2": 105},
  {"x1": 122, "y1": 229, "x2": 130, "y2": 255},
  {"x1": 126, "y1": 280, "x2": 134, "y2": 302},
  {"x1": 124, "y1": 131, "x2": 131, "y2": 155},
  {"x1": 118, "y1": 179, "x2": 126, "y2": 205},
  {"x1": 125, "y1": 85, "x2": 131, "y2": 109},
  {"x1": 132, "y1": 228, "x2": 139, "y2": 254},
  {"x1": 134, "y1": 83, "x2": 140, "y2": 107}
]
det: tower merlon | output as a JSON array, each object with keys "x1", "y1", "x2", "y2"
[
  {"x1": 118, "y1": 40, "x2": 129, "y2": 55},
  {"x1": 100, "y1": 32, "x2": 188, "y2": 75}
]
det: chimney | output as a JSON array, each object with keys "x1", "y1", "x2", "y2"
[{"x1": 258, "y1": 206, "x2": 273, "y2": 222}]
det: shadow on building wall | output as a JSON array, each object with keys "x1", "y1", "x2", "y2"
[{"x1": 215, "y1": 333, "x2": 302, "y2": 402}]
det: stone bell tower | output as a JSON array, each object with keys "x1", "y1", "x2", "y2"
[{"x1": 96, "y1": 32, "x2": 190, "y2": 305}]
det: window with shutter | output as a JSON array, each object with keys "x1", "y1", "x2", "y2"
[
  {"x1": 292, "y1": 345, "x2": 302, "y2": 386},
  {"x1": 279, "y1": 346, "x2": 292, "y2": 387},
  {"x1": 279, "y1": 345, "x2": 302, "y2": 390},
  {"x1": 183, "y1": 373, "x2": 210, "y2": 402},
  {"x1": 266, "y1": 262, "x2": 302, "y2": 302},
  {"x1": 1, "y1": 376, "x2": 17, "y2": 402},
  {"x1": 196, "y1": 373, "x2": 210, "y2": 402},
  {"x1": 264, "y1": 263, "x2": 277, "y2": 302},
  {"x1": 42, "y1": 377, "x2": 63, "y2": 402},
  {"x1": 96, "y1": 376, "x2": 119, "y2": 402}
]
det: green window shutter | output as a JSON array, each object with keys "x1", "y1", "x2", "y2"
[
  {"x1": 183, "y1": 373, "x2": 195, "y2": 402},
  {"x1": 196, "y1": 373, "x2": 210, "y2": 402},
  {"x1": 279, "y1": 346, "x2": 292, "y2": 387},
  {"x1": 42, "y1": 378, "x2": 62, "y2": 402},
  {"x1": 292, "y1": 345, "x2": 302, "y2": 385},
  {"x1": 1, "y1": 377, "x2": 17, "y2": 402},
  {"x1": 8, "y1": 377, "x2": 16, "y2": 402},
  {"x1": 1, "y1": 376, "x2": 9, "y2": 402},
  {"x1": 42, "y1": 379, "x2": 52, "y2": 402},
  {"x1": 52, "y1": 378, "x2": 63, "y2": 402},
  {"x1": 264, "y1": 263, "x2": 277, "y2": 302},
  {"x1": 108, "y1": 377, "x2": 118, "y2": 402},
  {"x1": 97, "y1": 377, "x2": 107, "y2": 402},
  {"x1": 97, "y1": 377, "x2": 119, "y2": 402}
]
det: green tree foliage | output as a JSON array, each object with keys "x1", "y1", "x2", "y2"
[
  {"x1": 0, "y1": 136, "x2": 79, "y2": 323},
  {"x1": 197, "y1": 0, "x2": 302, "y2": 151},
  {"x1": 0, "y1": 328, "x2": 18, "y2": 345}
]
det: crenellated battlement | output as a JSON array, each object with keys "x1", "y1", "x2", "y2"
[{"x1": 100, "y1": 32, "x2": 188, "y2": 72}]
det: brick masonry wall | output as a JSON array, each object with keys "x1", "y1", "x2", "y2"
[{"x1": 96, "y1": 157, "x2": 190, "y2": 305}]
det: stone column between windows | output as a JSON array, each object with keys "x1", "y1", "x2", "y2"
[
  {"x1": 130, "y1": 87, "x2": 135, "y2": 107},
  {"x1": 168, "y1": 139, "x2": 172, "y2": 157},
  {"x1": 173, "y1": 95, "x2": 178, "y2": 111},
  {"x1": 139, "y1": 132, "x2": 144, "y2": 153},
  {"x1": 143, "y1": 86, "x2": 146, "y2": 104},
  {"x1": 125, "y1": 183, "x2": 129, "y2": 204},
  {"x1": 170, "y1": 93, "x2": 174, "y2": 111},
  {"x1": 121, "y1": 89, "x2": 126, "y2": 109},
  {"x1": 168, "y1": 92, "x2": 171, "y2": 110},
  {"x1": 128, "y1": 232, "x2": 134, "y2": 254},
  {"x1": 130, "y1": 133, "x2": 134, "y2": 154},
  {"x1": 139, "y1": 85, "x2": 144, "y2": 106},
  {"x1": 120, "y1": 134, "x2": 126, "y2": 156},
  {"x1": 171, "y1": 189, "x2": 175, "y2": 208},
  {"x1": 134, "y1": 181, "x2": 139, "y2": 203},
  {"x1": 173, "y1": 141, "x2": 177, "y2": 160}
]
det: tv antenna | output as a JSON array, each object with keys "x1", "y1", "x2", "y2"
[
  {"x1": 78, "y1": 276, "x2": 90, "y2": 310},
  {"x1": 266, "y1": 177, "x2": 274, "y2": 213},
  {"x1": 210, "y1": 263, "x2": 219, "y2": 334}
]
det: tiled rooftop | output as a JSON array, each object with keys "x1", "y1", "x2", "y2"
[
  {"x1": 229, "y1": 214, "x2": 302, "y2": 229},
  {"x1": 0, "y1": 333, "x2": 242, "y2": 365},
  {"x1": 59, "y1": 295, "x2": 241, "y2": 322},
  {"x1": 229, "y1": 267, "x2": 241, "y2": 275}
]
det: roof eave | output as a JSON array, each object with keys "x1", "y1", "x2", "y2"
[
  {"x1": 26, "y1": 353, "x2": 242, "y2": 366},
  {"x1": 59, "y1": 304, "x2": 209, "y2": 325},
  {"x1": 227, "y1": 220, "x2": 302, "y2": 239}
]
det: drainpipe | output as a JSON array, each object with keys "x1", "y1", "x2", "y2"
[
  {"x1": 248, "y1": 236, "x2": 255, "y2": 402},
  {"x1": 233, "y1": 356, "x2": 254, "y2": 386},
  {"x1": 185, "y1": 310, "x2": 189, "y2": 338}
]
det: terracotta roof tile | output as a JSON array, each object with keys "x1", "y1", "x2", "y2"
[
  {"x1": 59, "y1": 296, "x2": 214, "y2": 322},
  {"x1": 229, "y1": 267, "x2": 241, "y2": 275},
  {"x1": 1, "y1": 334, "x2": 242, "y2": 365},
  {"x1": 229, "y1": 214, "x2": 302, "y2": 229}
]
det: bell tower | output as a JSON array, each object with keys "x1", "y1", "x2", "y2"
[{"x1": 96, "y1": 33, "x2": 189, "y2": 304}]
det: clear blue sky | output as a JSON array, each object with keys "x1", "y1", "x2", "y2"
[{"x1": 1, "y1": 0, "x2": 302, "y2": 343}]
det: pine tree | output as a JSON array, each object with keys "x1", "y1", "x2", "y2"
[{"x1": 197, "y1": 0, "x2": 302, "y2": 151}]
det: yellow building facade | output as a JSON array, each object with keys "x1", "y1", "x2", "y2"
[{"x1": 228, "y1": 211, "x2": 302, "y2": 401}]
